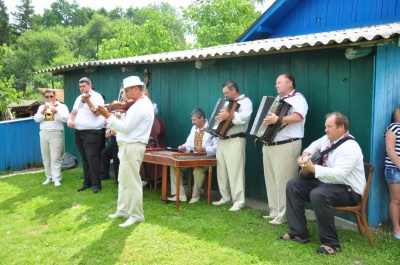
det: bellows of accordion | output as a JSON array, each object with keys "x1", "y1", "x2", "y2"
[
  {"x1": 250, "y1": 96, "x2": 292, "y2": 143},
  {"x1": 205, "y1": 98, "x2": 240, "y2": 138}
]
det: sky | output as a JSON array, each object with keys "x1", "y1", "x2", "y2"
[
  {"x1": 4, "y1": 0, "x2": 276, "y2": 18},
  {"x1": 4, "y1": 0, "x2": 193, "y2": 15}
]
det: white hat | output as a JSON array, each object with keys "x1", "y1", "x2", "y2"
[{"x1": 123, "y1": 76, "x2": 144, "y2": 89}]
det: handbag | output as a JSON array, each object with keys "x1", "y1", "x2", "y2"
[{"x1": 299, "y1": 136, "x2": 354, "y2": 178}]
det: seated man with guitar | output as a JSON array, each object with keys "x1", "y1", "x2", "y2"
[{"x1": 278, "y1": 112, "x2": 365, "y2": 255}]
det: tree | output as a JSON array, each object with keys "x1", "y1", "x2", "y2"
[
  {"x1": 0, "y1": 0, "x2": 11, "y2": 45},
  {"x1": 12, "y1": 0, "x2": 35, "y2": 34},
  {"x1": 98, "y1": 4, "x2": 186, "y2": 59},
  {"x1": 71, "y1": 6, "x2": 95, "y2": 26},
  {"x1": 0, "y1": 45, "x2": 22, "y2": 120},
  {"x1": 2, "y1": 27, "x2": 74, "y2": 90},
  {"x1": 85, "y1": 14, "x2": 117, "y2": 59},
  {"x1": 182, "y1": 0, "x2": 261, "y2": 48},
  {"x1": 108, "y1": 7, "x2": 125, "y2": 20},
  {"x1": 39, "y1": 0, "x2": 86, "y2": 27}
]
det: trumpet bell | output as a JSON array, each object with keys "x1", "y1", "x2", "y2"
[{"x1": 45, "y1": 110, "x2": 54, "y2": 120}]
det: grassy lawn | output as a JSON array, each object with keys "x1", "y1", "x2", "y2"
[{"x1": 1, "y1": 167, "x2": 399, "y2": 265}]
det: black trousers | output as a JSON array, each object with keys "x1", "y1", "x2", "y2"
[
  {"x1": 100, "y1": 136, "x2": 119, "y2": 181},
  {"x1": 75, "y1": 129, "x2": 103, "y2": 189},
  {"x1": 286, "y1": 177, "x2": 361, "y2": 247}
]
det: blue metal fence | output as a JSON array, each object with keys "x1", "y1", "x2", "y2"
[{"x1": 0, "y1": 117, "x2": 42, "y2": 172}]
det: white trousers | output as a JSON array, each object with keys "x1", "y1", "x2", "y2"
[
  {"x1": 262, "y1": 140, "x2": 301, "y2": 223},
  {"x1": 170, "y1": 166, "x2": 208, "y2": 197},
  {"x1": 216, "y1": 137, "x2": 246, "y2": 207},
  {"x1": 115, "y1": 142, "x2": 145, "y2": 221},
  {"x1": 39, "y1": 130, "x2": 63, "y2": 181}
]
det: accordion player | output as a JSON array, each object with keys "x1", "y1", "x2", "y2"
[
  {"x1": 250, "y1": 96, "x2": 292, "y2": 143},
  {"x1": 204, "y1": 98, "x2": 240, "y2": 138}
]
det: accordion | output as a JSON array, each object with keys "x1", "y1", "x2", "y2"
[
  {"x1": 250, "y1": 96, "x2": 292, "y2": 143},
  {"x1": 205, "y1": 98, "x2": 240, "y2": 138}
]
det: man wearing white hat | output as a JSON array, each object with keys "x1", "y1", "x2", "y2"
[{"x1": 98, "y1": 76, "x2": 154, "y2": 227}]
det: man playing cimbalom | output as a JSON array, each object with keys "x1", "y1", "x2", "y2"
[
  {"x1": 167, "y1": 108, "x2": 218, "y2": 203},
  {"x1": 213, "y1": 81, "x2": 253, "y2": 211},
  {"x1": 278, "y1": 112, "x2": 365, "y2": 255},
  {"x1": 262, "y1": 73, "x2": 308, "y2": 225},
  {"x1": 34, "y1": 89, "x2": 69, "y2": 186},
  {"x1": 67, "y1": 77, "x2": 105, "y2": 193},
  {"x1": 98, "y1": 76, "x2": 154, "y2": 227}
]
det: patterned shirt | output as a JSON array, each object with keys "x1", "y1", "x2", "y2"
[{"x1": 385, "y1": 122, "x2": 400, "y2": 168}]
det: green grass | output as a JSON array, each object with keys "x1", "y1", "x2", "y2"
[{"x1": 1, "y1": 167, "x2": 399, "y2": 265}]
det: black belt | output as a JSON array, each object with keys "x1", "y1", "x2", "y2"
[
  {"x1": 221, "y1": 132, "x2": 246, "y2": 140},
  {"x1": 263, "y1": 138, "x2": 300, "y2": 146}
]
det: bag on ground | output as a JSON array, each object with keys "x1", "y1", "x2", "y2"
[{"x1": 61, "y1": 152, "x2": 77, "y2": 170}]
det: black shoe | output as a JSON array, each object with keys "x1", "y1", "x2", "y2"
[
  {"x1": 93, "y1": 187, "x2": 102, "y2": 193},
  {"x1": 77, "y1": 186, "x2": 88, "y2": 192}
]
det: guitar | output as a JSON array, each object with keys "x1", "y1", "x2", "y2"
[
  {"x1": 298, "y1": 152, "x2": 322, "y2": 179},
  {"x1": 298, "y1": 136, "x2": 355, "y2": 179}
]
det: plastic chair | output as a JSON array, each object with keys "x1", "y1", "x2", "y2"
[{"x1": 334, "y1": 162, "x2": 375, "y2": 248}]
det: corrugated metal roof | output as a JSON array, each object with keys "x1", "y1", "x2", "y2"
[
  {"x1": 8, "y1": 100, "x2": 41, "y2": 108},
  {"x1": 37, "y1": 22, "x2": 400, "y2": 75}
]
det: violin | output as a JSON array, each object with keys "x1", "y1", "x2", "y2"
[{"x1": 106, "y1": 99, "x2": 135, "y2": 113}]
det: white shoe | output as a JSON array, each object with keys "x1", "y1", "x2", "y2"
[
  {"x1": 189, "y1": 196, "x2": 200, "y2": 204},
  {"x1": 42, "y1": 179, "x2": 52, "y2": 185},
  {"x1": 108, "y1": 213, "x2": 129, "y2": 219},
  {"x1": 167, "y1": 195, "x2": 187, "y2": 202},
  {"x1": 263, "y1": 215, "x2": 276, "y2": 219},
  {"x1": 54, "y1": 180, "x2": 61, "y2": 187},
  {"x1": 141, "y1": 181, "x2": 148, "y2": 187},
  {"x1": 229, "y1": 205, "x2": 243, "y2": 211},
  {"x1": 212, "y1": 199, "x2": 231, "y2": 206},
  {"x1": 269, "y1": 218, "x2": 284, "y2": 225},
  {"x1": 119, "y1": 216, "x2": 144, "y2": 227}
]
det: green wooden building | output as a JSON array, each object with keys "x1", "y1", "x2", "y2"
[{"x1": 38, "y1": 0, "x2": 400, "y2": 226}]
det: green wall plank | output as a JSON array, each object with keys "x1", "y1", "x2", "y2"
[{"x1": 62, "y1": 50, "x2": 373, "y2": 204}]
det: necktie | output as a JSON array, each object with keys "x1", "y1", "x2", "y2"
[
  {"x1": 322, "y1": 132, "x2": 350, "y2": 167},
  {"x1": 322, "y1": 142, "x2": 333, "y2": 167},
  {"x1": 194, "y1": 130, "x2": 205, "y2": 148}
]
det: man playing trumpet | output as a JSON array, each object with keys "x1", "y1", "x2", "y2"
[{"x1": 34, "y1": 89, "x2": 69, "y2": 186}]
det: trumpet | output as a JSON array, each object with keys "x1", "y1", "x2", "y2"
[{"x1": 44, "y1": 101, "x2": 54, "y2": 120}]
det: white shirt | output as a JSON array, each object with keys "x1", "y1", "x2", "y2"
[
  {"x1": 227, "y1": 94, "x2": 253, "y2": 136},
  {"x1": 303, "y1": 133, "x2": 366, "y2": 196},
  {"x1": 108, "y1": 97, "x2": 154, "y2": 144},
  {"x1": 153, "y1": 103, "x2": 158, "y2": 115},
  {"x1": 72, "y1": 90, "x2": 105, "y2": 130},
  {"x1": 33, "y1": 101, "x2": 69, "y2": 130},
  {"x1": 274, "y1": 90, "x2": 308, "y2": 141},
  {"x1": 182, "y1": 120, "x2": 218, "y2": 154}
]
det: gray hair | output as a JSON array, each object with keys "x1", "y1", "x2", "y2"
[
  {"x1": 222, "y1": 81, "x2": 239, "y2": 92},
  {"x1": 191, "y1": 108, "x2": 205, "y2": 119},
  {"x1": 79, "y1": 77, "x2": 91, "y2": 85},
  {"x1": 44, "y1": 89, "x2": 56, "y2": 95}
]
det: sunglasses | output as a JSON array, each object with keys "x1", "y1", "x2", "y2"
[{"x1": 45, "y1": 96, "x2": 54, "y2": 98}]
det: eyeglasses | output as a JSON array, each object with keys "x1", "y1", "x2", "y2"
[{"x1": 45, "y1": 96, "x2": 54, "y2": 98}]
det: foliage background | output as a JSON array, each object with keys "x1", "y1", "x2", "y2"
[{"x1": 0, "y1": 0, "x2": 263, "y2": 109}]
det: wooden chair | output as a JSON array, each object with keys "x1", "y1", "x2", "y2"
[
  {"x1": 188, "y1": 167, "x2": 213, "y2": 204},
  {"x1": 334, "y1": 162, "x2": 375, "y2": 248}
]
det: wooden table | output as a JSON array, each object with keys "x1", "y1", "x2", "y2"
[{"x1": 143, "y1": 150, "x2": 217, "y2": 210}]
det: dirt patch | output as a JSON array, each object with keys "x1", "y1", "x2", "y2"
[{"x1": 0, "y1": 167, "x2": 44, "y2": 179}]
